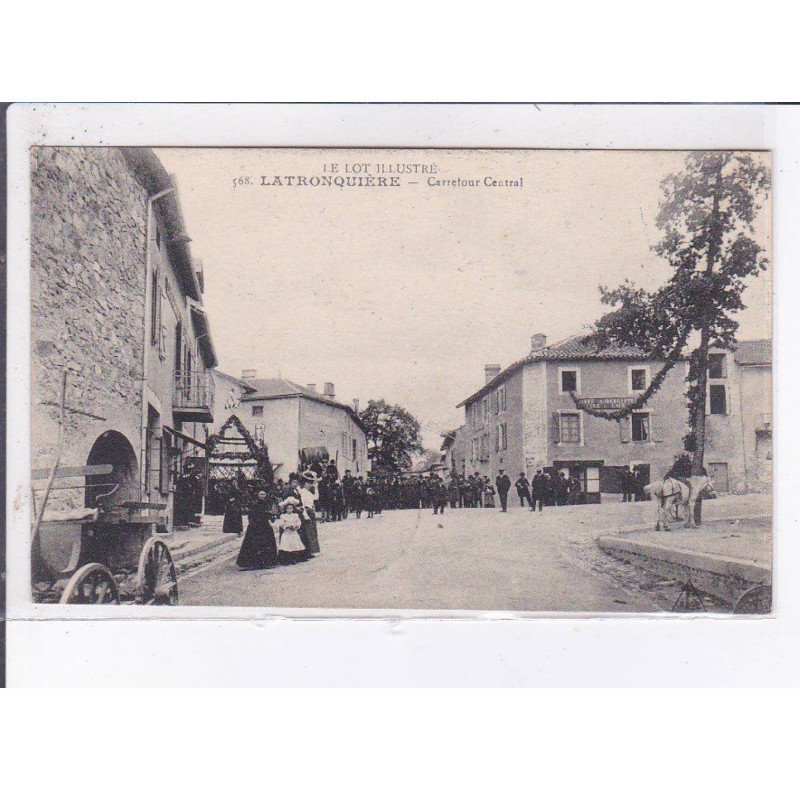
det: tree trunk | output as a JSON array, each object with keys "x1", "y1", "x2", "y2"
[{"x1": 690, "y1": 158, "x2": 724, "y2": 522}]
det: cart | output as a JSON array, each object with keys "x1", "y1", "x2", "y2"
[
  {"x1": 31, "y1": 478, "x2": 177, "y2": 605},
  {"x1": 30, "y1": 373, "x2": 179, "y2": 605}
]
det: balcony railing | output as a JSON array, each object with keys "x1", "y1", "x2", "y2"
[{"x1": 173, "y1": 370, "x2": 214, "y2": 422}]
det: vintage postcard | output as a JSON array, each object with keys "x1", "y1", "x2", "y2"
[{"x1": 25, "y1": 143, "x2": 772, "y2": 614}]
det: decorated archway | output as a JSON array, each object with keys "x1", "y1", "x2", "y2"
[{"x1": 205, "y1": 415, "x2": 274, "y2": 514}]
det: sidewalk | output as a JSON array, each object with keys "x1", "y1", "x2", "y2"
[
  {"x1": 162, "y1": 517, "x2": 240, "y2": 574},
  {"x1": 597, "y1": 510, "x2": 772, "y2": 607}
]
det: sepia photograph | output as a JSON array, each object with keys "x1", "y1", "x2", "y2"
[{"x1": 27, "y1": 144, "x2": 772, "y2": 614}]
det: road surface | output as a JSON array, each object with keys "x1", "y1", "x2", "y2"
[{"x1": 179, "y1": 501, "x2": 679, "y2": 612}]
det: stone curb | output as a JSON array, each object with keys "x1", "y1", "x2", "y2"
[
  {"x1": 597, "y1": 535, "x2": 771, "y2": 583},
  {"x1": 597, "y1": 525, "x2": 771, "y2": 605}
]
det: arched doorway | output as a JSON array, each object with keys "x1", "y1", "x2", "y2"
[{"x1": 85, "y1": 430, "x2": 139, "y2": 509}]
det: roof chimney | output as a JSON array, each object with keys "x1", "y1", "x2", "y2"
[
  {"x1": 241, "y1": 369, "x2": 257, "y2": 381},
  {"x1": 324, "y1": 382, "x2": 335, "y2": 398},
  {"x1": 353, "y1": 398, "x2": 360, "y2": 413},
  {"x1": 531, "y1": 333, "x2": 547, "y2": 353},
  {"x1": 307, "y1": 383, "x2": 317, "y2": 394},
  {"x1": 484, "y1": 364, "x2": 501, "y2": 384}
]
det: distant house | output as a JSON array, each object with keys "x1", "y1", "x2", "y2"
[
  {"x1": 440, "y1": 426, "x2": 467, "y2": 476},
  {"x1": 210, "y1": 370, "x2": 368, "y2": 480}
]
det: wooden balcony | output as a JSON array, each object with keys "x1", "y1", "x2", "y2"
[{"x1": 173, "y1": 370, "x2": 214, "y2": 423}]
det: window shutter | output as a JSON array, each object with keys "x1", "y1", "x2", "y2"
[
  {"x1": 650, "y1": 413, "x2": 662, "y2": 442},
  {"x1": 619, "y1": 418, "x2": 631, "y2": 443},
  {"x1": 720, "y1": 355, "x2": 728, "y2": 378},
  {"x1": 159, "y1": 432, "x2": 170, "y2": 493},
  {"x1": 551, "y1": 412, "x2": 561, "y2": 443}
]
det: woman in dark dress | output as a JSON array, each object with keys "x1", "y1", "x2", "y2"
[
  {"x1": 236, "y1": 490, "x2": 279, "y2": 570},
  {"x1": 222, "y1": 491, "x2": 244, "y2": 535}
]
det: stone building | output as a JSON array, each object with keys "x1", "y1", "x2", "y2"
[
  {"x1": 30, "y1": 147, "x2": 218, "y2": 529},
  {"x1": 210, "y1": 371, "x2": 369, "y2": 481},
  {"x1": 457, "y1": 332, "x2": 772, "y2": 500},
  {"x1": 704, "y1": 340, "x2": 772, "y2": 493},
  {"x1": 440, "y1": 426, "x2": 467, "y2": 476}
]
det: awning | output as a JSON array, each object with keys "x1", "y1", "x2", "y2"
[
  {"x1": 189, "y1": 303, "x2": 219, "y2": 368},
  {"x1": 164, "y1": 425, "x2": 208, "y2": 450}
]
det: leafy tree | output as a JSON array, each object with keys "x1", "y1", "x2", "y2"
[
  {"x1": 359, "y1": 399, "x2": 424, "y2": 475},
  {"x1": 572, "y1": 152, "x2": 770, "y2": 476}
]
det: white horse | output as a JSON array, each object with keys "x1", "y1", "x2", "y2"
[{"x1": 644, "y1": 475, "x2": 716, "y2": 531}]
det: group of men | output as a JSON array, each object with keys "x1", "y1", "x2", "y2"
[{"x1": 513, "y1": 469, "x2": 585, "y2": 510}]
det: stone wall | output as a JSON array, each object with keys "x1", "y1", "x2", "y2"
[{"x1": 30, "y1": 147, "x2": 148, "y2": 513}]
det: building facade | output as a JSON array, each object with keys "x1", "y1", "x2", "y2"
[
  {"x1": 211, "y1": 372, "x2": 369, "y2": 481},
  {"x1": 30, "y1": 147, "x2": 218, "y2": 529},
  {"x1": 704, "y1": 341, "x2": 772, "y2": 494},
  {"x1": 457, "y1": 332, "x2": 771, "y2": 500}
]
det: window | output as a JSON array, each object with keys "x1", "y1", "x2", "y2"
[
  {"x1": 559, "y1": 413, "x2": 581, "y2": 444},
  {"x1": 496, "y1": 385, "x2": 507, "y2": 412},
  {"x1": 585, "y1": 466, "x2": 600, "y2": 494},
  {"x1": 709, "y1": 384, "x2": 727, "y2": 414},
  {"x1": 630, "y1": 367, "x2": 648, "y2": 392},
  {"x1": 252, "y1": 405, "x2": 264, "y2": 417},
  {"x1": 560, "y1": 369, "x2": 578, "y2": 394},
  {"x1": 352, "y1": 438, "x2": 357, "y2": 461},
  {"x1": 477, "y1": 434, "x2": 489, "y2": 462},
  {"x1": 498, "y1": 422, "x2": 508, "y2": 451},
  {"x1": 482, "y1": 397, "x2": 490, "y2": 422},
  {"x1": 156, "y1": 226, "x2": 162, "y2": 250},
  {"x1": 631, "y1": 412, "x2": 650, "y2": 442},
  {"x1": 708, "y1": 353, "x2": 727, "y2": 379}
]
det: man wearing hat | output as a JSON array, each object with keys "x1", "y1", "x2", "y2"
[
  {"x1": 495, "y1": 468, "x2": 511, "y2": 512},
  {"x1": 515, "y1": 472, "x2": 532, "y2": 508}
]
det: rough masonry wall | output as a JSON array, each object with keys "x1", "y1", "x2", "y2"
[{"x1": 30, "y1": 147, "x2": 148, "y2": 511}]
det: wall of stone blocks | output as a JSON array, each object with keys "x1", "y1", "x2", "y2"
[{"x1": 30, "y1": 147, "x2": 148, "y2": 512}]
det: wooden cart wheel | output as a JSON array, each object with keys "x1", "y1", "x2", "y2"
[
  {"x1": 733, "y1": 584, "x2": 772, "y2": 614},
  {"x1": 59, "y1": 563, "x2": 120, "y2": 605},
  {"x1": 136, "y1": 537, "x2": 178, "y2": 605}
]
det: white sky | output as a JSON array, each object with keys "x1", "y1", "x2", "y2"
[{"x1": 156, "y1": 148, "x2": 772, "y2": 449}]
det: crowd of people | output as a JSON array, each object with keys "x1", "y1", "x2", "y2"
[{"x1": 217, "y1": 455, "x2": 658, "y2": 571}]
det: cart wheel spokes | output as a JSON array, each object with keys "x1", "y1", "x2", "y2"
[
  {"x1": 59, "y1": 563, "x2": 120, "y2": 605},
  {"x1": 733, "y1": 584, "x2": 772, "y2": 614},
  {"x1": 137, "y1": 537, "x2": 178, "y2": 606}
]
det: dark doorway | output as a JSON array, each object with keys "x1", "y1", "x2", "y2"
[{"x1": 85, "y1": 430, "x2": 138, "y2": 508}]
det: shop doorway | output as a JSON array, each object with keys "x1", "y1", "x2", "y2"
[{"x1": 552, "y1": 460, "x2": 603, "y2": 504}]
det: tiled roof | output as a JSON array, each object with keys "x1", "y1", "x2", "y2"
[
  {"x1": 211, "y1": 369, "x2": 256, "y2": 392},
  {"x1": 242, "y1": 377, "x2": 366, "y2": 432},
  {"x1": 734, "y1": 339, "x2": 771, "y2": 365},
  {"x1": 543, "y1": 335, "x2": 645, "y2": 360},
  {"x1": 458, "y1": 334, "x2": 650, "y2": 408}
]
